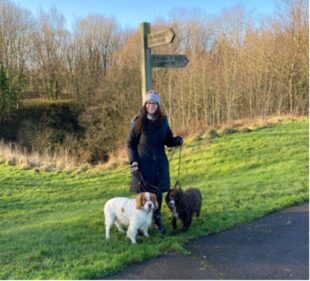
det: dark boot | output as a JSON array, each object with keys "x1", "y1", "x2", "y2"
[{"x1": 153, "y1": 212, "x2": 165, "y2": 233}]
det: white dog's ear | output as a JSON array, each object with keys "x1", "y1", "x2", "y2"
[
  {"x1": 135, "y1": 193, "x2": 143, "y2": 209},
  {"x1": 150, "y1": 193, "x2": 159, "y2": 210}
]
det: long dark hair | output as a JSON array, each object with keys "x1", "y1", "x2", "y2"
[{"x1": 135, "y1": 105, "x2": 166, "y2": 135}]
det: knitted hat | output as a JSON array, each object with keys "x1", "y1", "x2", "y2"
[{"x1": 143, "y1": 90, "x2": 160, "y2": 105}]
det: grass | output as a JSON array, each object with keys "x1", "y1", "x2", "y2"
[{"x1": 0, "y1": 118, "x2": 308, "y2": 279}]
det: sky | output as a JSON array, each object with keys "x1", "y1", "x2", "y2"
[{"x1": 13, "y1": 0, "x2": 277, "y2": 30}]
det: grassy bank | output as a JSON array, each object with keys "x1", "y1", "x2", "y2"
[{"x1": 0, "y1": 118, "x2": 308, "y2": 279}]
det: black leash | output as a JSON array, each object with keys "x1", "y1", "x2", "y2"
[
  {"x1": 168, "y1": 144, "x2": 183, "y2": 188},
  {"x1": 132, "y1": 170, "x2": 160, "y2": 194},
  {"x1": 132, "y1": 144, "x2": 183, "y2": 193},
  {"x1": 177, "y1": 144, "x2": 182, "y2": 184}
]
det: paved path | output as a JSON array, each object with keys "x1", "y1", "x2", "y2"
[{"x1": 104, "y1": 203, "x2": 309, "y2": 280}]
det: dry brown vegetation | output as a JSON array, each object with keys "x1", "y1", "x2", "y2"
[{"x1": 0, "y1": 115, "x2": 306, "y2": 172}]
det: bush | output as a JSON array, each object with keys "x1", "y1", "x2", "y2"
[
  {"x1": 0, "y1": 99, "x2": 127, "y2": 165},
  {"x1": 208, "y1": 128, "x2": 219, "y2": 139},
  {"x1": 222, "y1": 127, "x2": 238, "y2": 135},
  {"x1": 77, "y1": 105, "x2": 124, "y2": 164},
  {"x1": 202, "y1": 128, "x2": 219, "y2": 142},
  {"x1": 240, "y1": 127, "x2": 252, "y2": 133}
]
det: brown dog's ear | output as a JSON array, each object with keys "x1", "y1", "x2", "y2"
[
  {"x1": 135, "y1": 193, "x2": 143, "y2": 209},
  {"x1": 150, "y1": 193, "x2": 159, "y2": 210}
]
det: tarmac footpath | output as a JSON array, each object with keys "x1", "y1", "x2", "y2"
[{"x1": 104, "y1": 203, "x2": 309, "y2": 280}]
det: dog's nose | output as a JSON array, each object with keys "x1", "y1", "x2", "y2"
[{"x1": 148, "y1": 203, "x2": 153, "y2": 209}]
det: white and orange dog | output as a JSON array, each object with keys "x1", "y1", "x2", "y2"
[{"x1": 104, "y1": 192, "x2": 158, "y2": 244}]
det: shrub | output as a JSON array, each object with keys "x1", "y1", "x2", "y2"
[
  {"x1": 222, "y1": 127, "x2": 238, "y2": 135},
  {"x1": 207, "y1": 128, "x2": 219, "y2": 139}
]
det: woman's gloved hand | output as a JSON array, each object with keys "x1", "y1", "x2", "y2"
[
  {"x1": 175, "y1": 136, "x2": 183, "y2": 146},
  {"x1": 130, "y1": 161, "x2": 139, "y2": 174}
]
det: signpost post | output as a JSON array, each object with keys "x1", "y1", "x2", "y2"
[
  {"x1": 140, "y1": 22, "x2": 189, "y2": 104},
  {"x1": 140, "y1": 22, "x2": 152, "y2": 98}
]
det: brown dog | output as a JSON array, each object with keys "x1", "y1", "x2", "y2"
[{"x1": 165, "y1": 187, "x2": 202, "y2": 231}]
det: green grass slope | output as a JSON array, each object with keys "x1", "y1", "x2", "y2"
[{"x1": 0, "y1": 119, "x2": 308, "y2": 279}]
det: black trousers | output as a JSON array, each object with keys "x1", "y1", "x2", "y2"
[{"x1": 153, "y1": 191, "x2": 162, "y2": 217}]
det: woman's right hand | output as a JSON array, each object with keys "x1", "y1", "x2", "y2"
[{"x1": 131, "y1": 161, "x2": 139, "y2": 173}]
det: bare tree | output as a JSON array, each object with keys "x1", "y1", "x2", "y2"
[
  {"x1": 69, "y1": 15, "x2": 120, "y2": 104},
  {"x1": 32, "y1": 7, "x2": 69, "y2": 99},
  {"x1": 0, "y1": 0, "x2": 35, "y2": 107}
]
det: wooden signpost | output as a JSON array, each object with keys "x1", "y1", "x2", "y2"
[
  {"x1": 147, "y1": 28, "x2": 175, "y2": 48},
  {"x1": 140, "y1": 22, "x2": 189, "y2": 103},
  {"x1": 152, "y1": 54, "x2": 189, "y2": 68}
]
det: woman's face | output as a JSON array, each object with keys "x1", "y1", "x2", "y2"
[{"x1": 145, "y1": 101, "x2": 159, "y2": 115}]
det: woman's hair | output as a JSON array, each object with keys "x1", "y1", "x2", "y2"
[{"x1": 135, "y1": 105, "x2": 166, "y2": 135}]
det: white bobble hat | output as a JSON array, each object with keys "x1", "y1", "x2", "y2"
[{"x1": 143, "y1": 90, "x2": 160, "y2": 105}]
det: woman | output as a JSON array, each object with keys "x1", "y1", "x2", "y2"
[{"x1": 127, "y1": 89, "x2": 183, "y2": 233}]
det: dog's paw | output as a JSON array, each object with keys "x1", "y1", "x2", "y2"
[{"x1": 128, "y1": 237, "x2": 137, "y2": 244}]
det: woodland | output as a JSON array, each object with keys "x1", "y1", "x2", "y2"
[{"x1": 0, "y1": 0, "x2": 308, "y2": 164}]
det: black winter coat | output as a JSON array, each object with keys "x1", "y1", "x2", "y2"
[{"x1": 128, "y1": 116, "x2": 180, "y2": 193}]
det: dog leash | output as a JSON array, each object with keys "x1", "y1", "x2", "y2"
[
  {"x1": 168, "y1": 144, "x2": 183, "y2": 188},
  {"x1": 177, "y1": 144, "x2": 182, "y2": 184},
  {"x1": 132, "y1": 144, "x2": 183, "y2": 193},
  {"x1": 132, "y1": 170, "x2": 160, "y2": 194}
]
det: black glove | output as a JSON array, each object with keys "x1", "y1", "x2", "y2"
[{"x1": 175, "y1": 136, "x2": 183, "y2": 146}]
